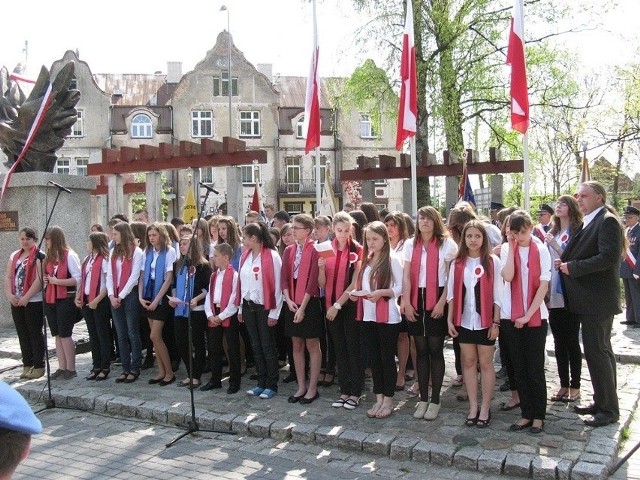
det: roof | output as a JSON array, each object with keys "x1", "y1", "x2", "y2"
[
  {"x1": 92, "y1": 73, "x2": 175, "y2": 106},
  {"x1": 274, "y1": 76, "x2": 337, "y2": 109}
]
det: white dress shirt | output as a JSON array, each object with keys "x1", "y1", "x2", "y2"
[
  {"x1": 204, "y1": 269, "x2": 239, "y2": 320},
  {"x1": 361, "y1": 252, "x2": 403, "y2": 324}
]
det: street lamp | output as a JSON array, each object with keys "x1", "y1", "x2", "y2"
[{"x1": 220, "y1": 5, "x2": 232, "y2": 137}]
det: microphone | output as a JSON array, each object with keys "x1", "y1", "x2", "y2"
[
  {"x1": 199, "y1": 182, "x2": 220, "y2": 195},
  {"x1": 48, "y1": 180, "x2": 72, "y2": 193}
]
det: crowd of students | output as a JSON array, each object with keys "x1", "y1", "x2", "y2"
[{"x1": 4, "y1": 181, "x2": 628, "y2": 431}]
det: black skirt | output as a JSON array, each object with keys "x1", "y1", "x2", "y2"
[
  {"x1": 407, "y1": 288, "x2": 448, "y2": 337},
  {"x1": 285, "y1": 297, "x2": 323, "y2": 339},
  {"x1": 456, "y1": 326, "x2": 495, "y2": 346},
  {"x1": 140, "y1": 299, "x2": 173, "y2": 322}
]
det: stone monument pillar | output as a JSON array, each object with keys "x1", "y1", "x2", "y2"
[{"x1": 0, "y1": 172, "x2": 96, "y2": 327}]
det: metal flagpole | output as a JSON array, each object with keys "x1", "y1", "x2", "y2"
[
  {"x1": 315, "y1": 146, "x2": 321, "y2": 215},
  {"x1": 523, "y1": 132, "x2": 530, "y2": 211},
  {"x1": 410, "y1": 136, "x2": 418, "y2": 215}
]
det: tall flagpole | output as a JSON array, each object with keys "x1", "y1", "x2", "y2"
[
  {"x1": 410, "y1": 136, "x2": 417, "y2": 214},
  {"x1": 315, "y1": 146, "x2": 321, "y2": 215},
  {"x1": 312, "y1": 0, "x2": 321, "y2": 216},
  {"x1": 523, "y1": 132, "x2": 530, "y2": 210}
]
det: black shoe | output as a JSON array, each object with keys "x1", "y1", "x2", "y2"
[
  {"x1": 620, "y1": 320, "x2": 635, "y2": 325},
  {"x1": 574, "y1": 402, "x2": 597, "y2": 415},
  {"x1": 584, "y1": 413, "x2": 618, "y2": 427},
  {"x1": 530, "y1": 421, "x2": 544, "y2": 434},
  {"x1": 288, "y1": 391, "x2": 307, "y2": 404},
  {"x1": 141, "y1": 355, "x2": 155, "y2": 370},
  {"x1": 148, "y1": 377, "x2": 163, "y2": 385},
  {"x1": 159, "y1": 376, "x2": 176, "y2": 386},
  {"x1": 200, "y1": 381, "x2": 222, "y2": 391},
  {"x1": 227, "y1": 385, "x2": 239, "y2": 394},
  {"x1": 299, "y1": 391, "x2": 319, "y2": 405},
  {"x1": 171, "y1": 359, "x2": 180, "y2": 372},
  {"x1": 508, "y1": 420, "x2": 533, "y2": 431},
  {"x1": 282, "y1": 373, "x2": 297, "y2": 384}
]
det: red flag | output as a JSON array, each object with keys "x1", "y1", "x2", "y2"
[
  {"x1": 250, "y1": 183, "x2": 265, "y2": 221},
  {"x1": 506, "y1": 0, "x2": 529, "y2": 134},
  {"x1": 457, "y1": 157, "x2": 476, "y2": 206},
  {"x1": 303, "y1": 0, "x2": 321, "y2": 154},
  {"x1": 395, "y1": 0, "x2": 417, "y2": 150}
]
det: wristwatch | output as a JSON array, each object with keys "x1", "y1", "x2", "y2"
[{"x1": 333, "y1": 302, "x2": 342, "y2": 310}]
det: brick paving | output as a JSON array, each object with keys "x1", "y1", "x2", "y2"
[{"x1": 2, "y1": 313, "x2": 640, "y2": 479}]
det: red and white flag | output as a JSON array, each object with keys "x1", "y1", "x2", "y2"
[
  {"x1": 506, "y1": 0, "x2": 529, "y2": 134},
  {"x1": 250, "y1": 183, "x2": 266, "y2": 221},
  {"x1": 395, "y1": 0, "x2": 417, "y2": 150},
  {"x1": 303, "y1": 0, "x2": 321, "y2": 154}
]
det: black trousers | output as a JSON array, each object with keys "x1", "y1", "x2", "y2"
[
  {"x1": 578, "y1": 313, "x2": 619, "y2": 418},
  {"x1": 162, "y1": 314, "x2": 180, "y2": 364},
  {"x1": 206, "y1": 315, "x2": 241, "y2": 388},
  {"x1": 549, "y1": 308, "x2": 582, "y2": 389},
  {"x1": 243, "y1": 301, "x2": 279, "y2": 391},
  {"x1": 319, "y1": 300, "x2": 336, "y2": 375},
  {"x1": 327, "y1": 303, "x2": 363, "y2": 396},
  {"x1": 82, "y1": 298, "x2": 112, "y2": 371},
  {"x1": 505, "y1": 320, "x2": 548, "y2": 420},
  {"x1": 499, "y1": 319, "x2": 519, "y2": 392},
  {"x1": 362, "y1": 321, "x2": 399, "y2": 398},
  {"x1": 174, "y1": 312, "x2": 207, "y2": 380},
  {"x1": 623, "y1": 278, "x2": 640, "y2": 324},
  {"x1": 11, "y1": 302, "x2": 45, "y2": 369}
]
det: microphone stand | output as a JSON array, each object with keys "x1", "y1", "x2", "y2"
[
  {"x1": 166, "y1": 185, "x2": 236, "y2": 447},
  {"x1": 35, "y1": 182, "x2": 70, "y2": 413}
]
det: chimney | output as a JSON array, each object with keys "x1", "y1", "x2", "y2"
[
  {"x1": 257, "y1": 63, "x2": 273, "y2": 83},
  {"x1": 166, "y1": 62, "x2": 182, "y2": 84}
]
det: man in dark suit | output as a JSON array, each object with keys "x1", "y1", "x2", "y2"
[
  {"x1": 620, "y1": 206, "x2": 640, "y2": 327},
  {"x1": 557, "y1": 181, "x2": 623, "y2": 427}
]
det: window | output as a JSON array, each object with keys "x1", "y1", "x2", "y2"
[
  {"x1": 213, "y1": 71, "x2": 238, "y2": 96},
  {"x1": 70, "y1": 76, "x2": 77, "y2": 90},
  {"x1": 76, "y1": 157, "x2": 88, "y2": 176},
  {"x1": 374, "y1": 158, "x2": 387, "y2": 186},
  {"x1": 284, "y1": 202, "x2": 304, "y2": 215},
  {"x1": 201, "y1": 167, "x2": 213, "y2": 184},
  {"x1": 191, "y1": 111, "x2": 213, "y2": 138},
  {"x1": 360, "y1": 114, "x2": 377, "y2": 139},
  {"x1": 241, "y1": 165, "x2": 257, "y2": 185},
  {"x1": 69, "y1": 110, "x2": 84, "y2": 137},
  {"x1": 311, "y1": 156, "x2": 327, "y2": 185},
  {"x1": 131, "y1": 114, "x2": 153, "y2": 138},
  {"x1": 240, "y1": 111, "x2": 260, "y2": 137},
  {"x1": 296, "y1": 116, "x2": 305, "y2": 138},
  {"x1": 56, "y1": 158, "x2": 70, "y2": 174},
  {"x1": 285, "y1": 156, "x2": 300, "y2": 193}
]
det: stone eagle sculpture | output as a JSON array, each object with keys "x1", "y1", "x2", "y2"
[{"x1": 0, "y1": 61, "x2": 80, "y2": 172}]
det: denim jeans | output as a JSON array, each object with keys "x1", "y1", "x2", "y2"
[{"x1": 111, "y1": 291, "x2": 142, "y2": 373}]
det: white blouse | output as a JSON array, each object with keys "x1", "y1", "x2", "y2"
[
  {"x1": 403, "y1": 236, "x2": 458, "y2": 287},
  {"x1": 361, "y1": 252, "x2": 403, "y2": 324},
  {"x1": 238, "y1": 249, "x2": 283, "y2": 320}
]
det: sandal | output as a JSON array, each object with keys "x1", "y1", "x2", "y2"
[
  {"x1": 499, "y1": 401, "x2": 520, "y2": 411},
  {"x1": 405, "y1": 383, "x2": 419, "y2": 398},
  {"x1": 562, "y1": 390, "x2": 580, "y2": 403},
  {"x1": 476, "y1": 411, "x2": 491, "y2": 428},
  {"x1": 332, "y1": 397, "x2": 347, "y2": 408},
  {"x1": 124, "y1": 372, "x2": 140, "y2": 383},
  {"x1": 115, "y1": 372, "x2": 129, "y2": 383},
  {"x1": 375, "y1": 405, "x2": 393, "y2": 419},
  {"x1": 96, "y1": 369, "x2": 110, "y2": 381},
  {"x1": 550, "y1": 389, "x2": 568, "y2": 402},
  {"x1": 343, "y1": 398, "x2": 359, "y2": 410},
  {"x1": 367, "y1": 403, "x2": 382, "y2": 418},
  {"x1": 465, "y1": 408, "x2": 480, "y2": 426},
  {"x1": 85, "y1": 369, "x2": 100, "y2": 380}
]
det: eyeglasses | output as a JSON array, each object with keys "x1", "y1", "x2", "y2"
[{"x1": 292, "y1": 226, "x2": 307, "y2": 230}]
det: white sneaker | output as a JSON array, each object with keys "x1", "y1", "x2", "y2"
[
  {"x1": 424, "y1": 402, "x2": 441, "y2": 420},
  {"x1": 413, "y1": 401, "x2": 429, "y2": 419}
]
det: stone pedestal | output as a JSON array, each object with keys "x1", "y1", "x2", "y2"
[
  {"x1": 226, "y1": 167, "x2": 244, "y2": 224},
  {"x1": 0, "y1": 172, "x2": 96, "y2": 327}
]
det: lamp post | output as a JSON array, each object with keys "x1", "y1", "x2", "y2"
[{"x1": 220, "y1": 5, "x2": 232, "y2": 137}]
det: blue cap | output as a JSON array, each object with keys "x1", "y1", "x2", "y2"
[{"x1": 0, "y1": 381, "x2": 42, "y2": 434}]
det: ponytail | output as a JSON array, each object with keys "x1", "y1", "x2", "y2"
[{"x1": 242, "y1": 222, "x2": 276, "y2": 250}]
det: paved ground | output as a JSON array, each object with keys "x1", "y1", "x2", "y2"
[
  {"x1": 2, "y1": 313, "x2": 640, "y2": 479},
  {"x1": 14, "y1": 408, "x2": 525, "y2": 480}
]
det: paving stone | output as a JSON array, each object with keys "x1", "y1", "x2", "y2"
[
  {"x1": 503, "y1": 453, "x2": 533, "y2": 477},
  {"x1": 430, "y1": 442, "x2": 456, "y2": 467},
  {"x1": 315, "y1": 425, "x2": 345, "y2": 447},
  {"x1": 248, "y1": 418, "x2": 273, "y2": 437},
  {"x1": 93, "y1": 393, "x2": 115, "y2": 413},
  {"x1": 578, "y1": 452, "x2": 613, "y2": 467},
  {"x1": 570, "y1": 461, "x2": 609, "y2": 480},
  {"x1": 557, "y1": 459, "x2": 574, "y2": 480},
  {"x1": 291, "y1": 423, "x2": 317, "y2": 444},
  {"x1": 336, "y1": 429, "x2": 368, "y2": 452},
  {"x1": 389, "y1": 436, "x2": 421, "y2": 461},
  {"x1": 119, "y1": 397, "x2": 145, "y2": 417},
  {"x1": 362, "y1": 432, "x2": 395, "y2": 456},
  {"x1": 214, "y1": 413, "x2": 236, "y2": 431},
  {"x1": 453, "y1": 446, "x2": 482, "y2": 471},
  {"x1": 412, "y1": 440, "x2": 435, "y2": 463},
  {"x1": 231, "y1": 413, "x2": 258, "y2": 435},
  {"x1": 195, "y1": 410, "x2": 217, "y2": 430},
  {"x1": 151, "y1": 404, "x2": 168, "y2": 423},
  {"x1": 106, "y1": 396, "x2": 130, "y2": 415},
  {"x1": 477, "y1": 449, "x2": 506, "y2": 475},
  {"x1": 269, "y1": 421, "x2": 295, "y2": 441},
  {"x1": 532, "y1": 455, "x2": 563, "y2": 480}
]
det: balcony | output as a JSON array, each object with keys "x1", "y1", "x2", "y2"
[{"x1": 278, "y1": 178, "x2": 342, "y2": 195}]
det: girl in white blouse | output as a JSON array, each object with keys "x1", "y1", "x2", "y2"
[{"x1": 350, "y1": 221, "x2": 403, "y2": 420}]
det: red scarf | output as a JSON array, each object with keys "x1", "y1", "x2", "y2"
[
  {"x1": 323, "y1": 238, "x2": 360, "y2": 309},
  {"x1": 409, "y1": 236, "x2": 439, "y2": 311},
  {"x1": 511, "y1": 241, "x2": 542, "y2": 327},
  {"x1": 236, "y1": 247, "x2": 276, "y2": 310},
  {"x1": 45, "y1": 250, "x2": 69, "y2": 304},
  {"x1": 111, "y1": 252, "x2": 133, "y2": 298},
  {"x1": 209, "y1": 265, "x2": 235, "y2": 327},
  {"x1": 451, "y1": 257, "x2": 494, "y2": 328},
  {"x1": 80, "y1": 254, "x2": 104, "y2": 303},
  {"x1": 355, "y1": 259, "x2": 390, "y2": 323},
  {"x1": 10, "y1": 246, "x2": 38, "y2": 295},
  {"x1": 287, "y1": 239, "x2": 315, "y2": 305}
]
